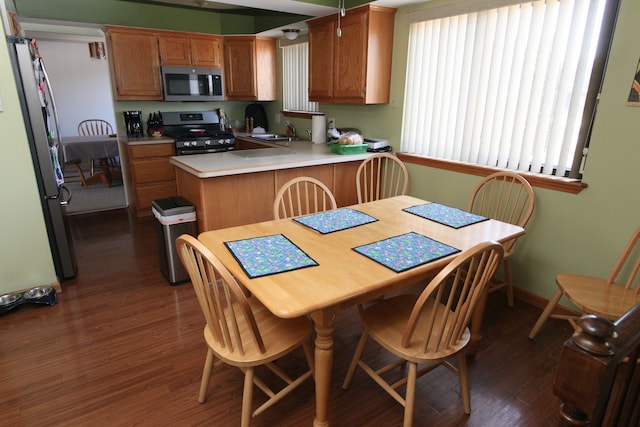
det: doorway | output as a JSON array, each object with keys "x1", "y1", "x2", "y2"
[{"x1": 24, "y1": 25, "x2": 126, "y2": 214}]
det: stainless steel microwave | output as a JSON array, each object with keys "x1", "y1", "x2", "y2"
[{"x1": 161, "y1": 66, "x2": 224, "y2": 101}]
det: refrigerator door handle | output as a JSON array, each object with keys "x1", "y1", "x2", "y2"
[{"x1": 46, "y1": 185, "x2": 72, "y2": 206}]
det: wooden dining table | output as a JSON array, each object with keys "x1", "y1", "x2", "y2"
[
  {"x1": 60, "y1": 135, "x2": 119, "y2": 186},
  {"x1": 198, "y1": 195, "x2": 525, "y2": 427}
]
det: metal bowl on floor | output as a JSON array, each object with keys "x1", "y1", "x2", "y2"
[
  {"x1": 23, "y1": 286, "x2": 53, "y2": 299},
  {"x1": 0, "y1": 292, "x2": 21, "y2": 306}
]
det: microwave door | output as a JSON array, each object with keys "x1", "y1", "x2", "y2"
[
  {"x1": 206, "y1": 75, "x2": 213, "y2": 96},
  {"x1": 189, "y1": 77, "x2": 199, "y2": 96}
]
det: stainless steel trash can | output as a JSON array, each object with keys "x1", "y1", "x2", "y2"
[{"x1": 152, "y1": 197, "x2": 197, "y2": 285}]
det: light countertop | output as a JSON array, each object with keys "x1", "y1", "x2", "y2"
[{"x1": 170, "y1": 140, "x2": 372, "y2": 178}]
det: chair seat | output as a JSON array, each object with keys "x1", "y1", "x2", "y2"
[
  {"x1": 204, "y1": 297, "x2": 311, "y2": 367},
  {"x1": 557, "y1": 273, "x2": 640, "y2": 320},
  {"x1": 362, "y1": 294, "x2": 470, "y2": 363}
]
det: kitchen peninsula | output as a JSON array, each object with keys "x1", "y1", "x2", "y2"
[{"x1": 171, "y1": 140, "x2": 372, "y2": 232}]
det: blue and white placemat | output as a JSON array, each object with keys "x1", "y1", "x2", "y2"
[
  {"x1": 224, "y1": 234, "x2": 318, "y2": 278},
  {"x1": 353, "y1": 232, "x2": 460, "y2": 273},
  {"x1": 294, "y1": 208, "x2": 378, "y2": 234},
  {"x1": 403, "y1": 203, "x2": 489, "y2": 229}
]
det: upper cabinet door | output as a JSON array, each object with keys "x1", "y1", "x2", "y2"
[
  {"x1": 224, "y1": 36, "x2": 276, "y2": 101},
  {"x1": 308, "y1": 17, "x2": 336, "y2": 101},
  {"x1": 307, "y1": 5, "x2": 396, "y2": 104},
  {"x1": 106, "y1": 26, "x2": 162, "y2": 101},
  {"x1": 191, "y1": 35, "x2": 223, "y2": 68},
  {"x1": 333, "y1": 8, "x2": 368, "y2": 102},
  {"x1": 224, "y1": 37, "x2": 257, "y2": 100},
  {"x1": 158, "y1": 32, "x2": 191, "y2": 66}
]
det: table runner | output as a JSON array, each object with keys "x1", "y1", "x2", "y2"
[
  {"x1": 403, "y1": 203, "x2": 488, "y2": 229},
  {"x1": 353, "y1": 231, "x2": 460, "y2": 273},
  {"x1": 224, "y1": 234, "x2": 318, "y2": 278},
  {"x1": 293, "y1": 208, "x2": 378, "y2": 234}
]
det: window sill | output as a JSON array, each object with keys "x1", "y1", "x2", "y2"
[
  {"x1": 281, "y1": 111, "x2": 323, "y2": 120},
  {"x1": 396, "y1": 153, "x2": 588, "y2": 194}
]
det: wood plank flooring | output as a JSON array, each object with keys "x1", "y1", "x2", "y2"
[{"x1": 0, "y1": 208, "x2": 572, "y2": 426}]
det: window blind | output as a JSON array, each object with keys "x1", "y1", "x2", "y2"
[
  {"x1": 401, "y1": 0, "x2": 608, "y2": 178},
  {"x1": 282, "y1": 42, "x2": 319, "y2": 113}
]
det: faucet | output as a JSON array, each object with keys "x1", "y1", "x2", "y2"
[{"x1": 285, "y1": 122, "x2": 296, "y2": 138}]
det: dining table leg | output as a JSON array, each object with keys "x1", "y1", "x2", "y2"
[
  {"x1": 468, "y1": 285, "x2": 489, "y2": 356},
  {"x1": 310, "y1": 305, "x2": 340, "y2": 427}
]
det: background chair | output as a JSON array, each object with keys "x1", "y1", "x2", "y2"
[
  {"x1": 77, "y1": 119, "x2": 119, "y2": 182},
  {"x1": 273, "y1": 176, "x2": 337, "y2": 220},
  {"x1": 467, "y1": 171, "x2": 535, "y2": 306},
  {"x1": 356, "y1": 153, "x2": 409, "y2": 203},
  {"x1": 176, "y1": 235, "x2": 314, "y2": 427},
  {"x1": 342, "y1": 241, "x2": 504, "y2": 427},
  {"x1": 529, "y1": 227, "x2": 640, "y2": 340}
]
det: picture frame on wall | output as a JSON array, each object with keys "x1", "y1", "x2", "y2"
[{"x1": 626, "y1": 57, "x2": 640, "y2": 106}]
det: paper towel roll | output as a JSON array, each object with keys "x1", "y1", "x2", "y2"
[{"x1": 312, "y1": 115, "x2": 326, "y2": 144}]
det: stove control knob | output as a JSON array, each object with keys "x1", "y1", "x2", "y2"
[{"x1": 204, "y1": 139, "x2": 211, "y2": 145}]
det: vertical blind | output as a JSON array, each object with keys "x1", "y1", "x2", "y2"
[
  {"x1": 401, "y1": 0, "x2": 608, "y2": 177},
  {"x1": 282, "y1": 42, "x2": 319, "y2": 112}
]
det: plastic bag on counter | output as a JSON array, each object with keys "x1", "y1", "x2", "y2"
[{"x1": 337, "y1": 131, "x2": 364, "y2": 145}]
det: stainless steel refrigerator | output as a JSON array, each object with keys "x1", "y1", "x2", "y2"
[{"x1": 8, "y1": 36, "x2": 76, "y2": 280}]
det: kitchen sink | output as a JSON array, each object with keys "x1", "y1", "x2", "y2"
[{"x1": 249, "y1": 134, "x2": 292, "y2": 142}]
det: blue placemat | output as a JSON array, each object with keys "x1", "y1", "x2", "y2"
[
  {"x1": 403, "y1": 203, "x2": 489, "y2": 229},
  {"x1": 353, "y1": 232, "x2": 460, "y2": 273},
  {"x1": 293, "y1": 208, "x2": 378, "y2": 234},
  {"x1": 224, "y1": 234, "x2": 318, "y2": 278}
]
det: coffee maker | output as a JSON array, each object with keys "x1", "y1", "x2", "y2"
[{"x1": 124, "y1": 111, "x2": 144, "y2": 137}]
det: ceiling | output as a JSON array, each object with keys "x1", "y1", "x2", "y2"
[
  {"x1": 128, "y1": 0, "x2": 426, "y2": 35},
  {"x1": 145, "y1": 0, "x2": 422, "y2": 16}
]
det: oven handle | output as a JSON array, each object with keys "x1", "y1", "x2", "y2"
[{"x1": 177, "y1": 147, "x2": 235, "y2": 155}]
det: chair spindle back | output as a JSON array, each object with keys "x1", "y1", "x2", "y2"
[
  {"x1": 401, "y1": 242, "x2": 504, "y2": 355},
  {"x1": 176, "y1": 235, "x2": 265, "y2": 356},
  {"x1": 356, "y1": 153, "x2": 409, "y2": 203},
  {"x1": 274, "y1": 177, "x2": 337, "y2": 219}
]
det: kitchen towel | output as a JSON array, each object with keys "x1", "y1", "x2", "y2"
[{"x1": 312, "y1": 115, "x2": 326, "y2": 144}]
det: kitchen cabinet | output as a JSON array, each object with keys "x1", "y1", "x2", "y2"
[
  {"x1": 158, "y1": 31, "x2": 223, "y2": 68},
  {"x1": 235, "y1": 138, "x2": 269, "y2": 150},
  {"x1": 105, "y1": 26, "x2": 162, "y2": 101},
  {"x1": 223, "y1": 36, "x2": 276, "y2": 101},
  {"x1": 175, "y1": 160, "x2": 361, "y2": 232},
  {"x1": 126, "y1": 142, "x2": 177, "y2": 217},
  {"x1": 307, "y1": 5, "x2": 396, "y2": 104}
]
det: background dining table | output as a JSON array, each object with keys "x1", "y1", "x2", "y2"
[
  {"x1": 198, "y1": 195, "x2": 525, "y2": 427},
  {"x1": 60, "y1": 134, "x2": 119, "y2": 187}
]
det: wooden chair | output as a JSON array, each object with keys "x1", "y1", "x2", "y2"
[
  {"x1": 342, "y1": 241, "x2": 504, "y2": 427},
  {"x1": 529, "y1": 227, "x2": 640, "y2": 340},
  {"x1": 356, "y1": 153, "x2": 409, "y2": 203},
  {"x1": 77, "y1": 119, "x2": 119, "y2": 183},
  {"x1": 273, "y1": 176, "x2": 337, "y2": 220},
  {"x1": 175, "y1": 235, "x2": 314, "y2": 427},
  {"x1": 78, "y1": 119, "x2": 113, "y2": 137},
  {"x1": 467, "y1": 171, "x2": 535, "y2": 306}
]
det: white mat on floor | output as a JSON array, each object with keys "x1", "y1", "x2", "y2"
[{"x1": 63, "y1": 180, "x2": 126, "y2": 215}]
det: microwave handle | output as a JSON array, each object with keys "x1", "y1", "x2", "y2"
[{"x1": 207, "y1": 75, "x2": 213, "y2": 96}]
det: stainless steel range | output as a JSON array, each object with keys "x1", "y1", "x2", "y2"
[{"x1": 162, "y1": 111, "x2": 235, "y2": 155}]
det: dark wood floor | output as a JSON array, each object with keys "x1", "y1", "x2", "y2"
[{"x1": 1, "y1": 208, "x2": 572, "y2": 426}]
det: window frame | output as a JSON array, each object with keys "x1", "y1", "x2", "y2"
[{"x1": 398, "y1": 0, "x2": 621, "y2": 194}]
